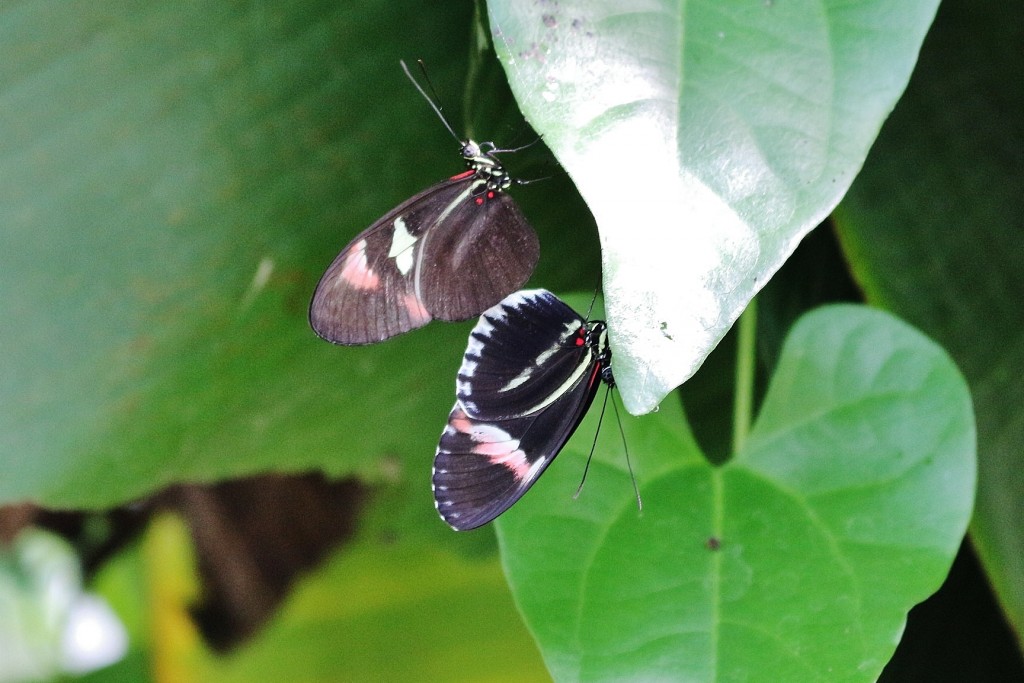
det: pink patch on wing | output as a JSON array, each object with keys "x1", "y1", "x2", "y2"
[
  {"x1": 450, "y1": 408, "x2": 474, "y2": 434},
  {"x1": 402, "y1": 293, "x2": 431, "y2": 325},
  {"x1": 338, "y1": 240, "x2": 380, "y2": 290},
  {"x1": 450, "y1": 407, "x2": 532, "y2": 480},
  {"x1": 483, "y1": 447, "x2": 532, "y2": 480},
  {"x1": 452, "y1": 410, "x2": 513, "y2": 444}
]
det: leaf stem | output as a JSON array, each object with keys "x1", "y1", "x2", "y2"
[
  {"x1": 462, "y1": 0, "x2": 490, "y2": 137},
  {"x1": 732, "y1": 299, "x2": 757, "y2": 456}
]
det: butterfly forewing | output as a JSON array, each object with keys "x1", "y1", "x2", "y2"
[
  {"x1": 309, "y1": 178, "x2": 472, "y2": 344},
  {"x1": 456, "y1": 289, "x2": 593, "y2": 421}
]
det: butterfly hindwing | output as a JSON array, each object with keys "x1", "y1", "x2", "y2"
[
  {"x1": 419, "y1": 191, "x2": 539, "y2": 322},
  {"x1": 433, "y1": 362, "x2": 603, "y2": 531}
]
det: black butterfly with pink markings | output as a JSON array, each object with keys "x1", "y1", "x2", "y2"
[
  {"x1": 433, "y1": 289, "x2": 614, "y2": 531},
  {"x1": 309, "y1": 63, "x2": 539, "y2": 345}
]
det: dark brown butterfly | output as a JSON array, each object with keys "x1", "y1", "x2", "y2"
[{"x1": 309, "y1": 63, "x2": 539, "y2": 345}]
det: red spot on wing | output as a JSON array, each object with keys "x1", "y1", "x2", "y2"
[{"x1": 473, "y1": 190, "x2": 497, "y2": 207}]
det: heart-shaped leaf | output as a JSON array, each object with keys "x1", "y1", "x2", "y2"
[
  {"x1": 834, "y1": 0, "x2": 1024, "y2": 640},
  {"x1": 497, "y1": 305, "x2": 975, "y2": 681},
  {"x1": 0, "y1": 4, "x2": 549, "y2": 675},
  {"x1": 487, "y1": 0, "x2": 942, "y2": 414}
]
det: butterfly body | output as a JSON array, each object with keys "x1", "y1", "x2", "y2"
[
  {"x1": 433, "y1": 289, "x2": 613, "y2": 531},
  {"x1": 309, "y1": 139, "x2": 539, "y2": 345}
]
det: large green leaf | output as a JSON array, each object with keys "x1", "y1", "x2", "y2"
[
  {"x1": 833, "y1": 0, "x2": 1024, "y2": 642},
  {"x1": 0, "y1": 2, "x2": 436, "y2": 505},
  {"x1": 0, "y1": 2, "x2": 553, "y2": 678},
  {"x1": 0, "y1": 1, "x2": 599, "y2": 509},
  {"x1": 487, "y1": 0, "x2": 941, "y2": 414},
  {"x1": 498, "y1": 305, "x2": 975, "y2": 681}
]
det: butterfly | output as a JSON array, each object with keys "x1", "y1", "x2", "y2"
[
  {"x1": 309, "y1": 63, "x2": 539, "y2": 345},
  {"x1": 433, "y1": 289, "x2": 615, "y2": 531}
]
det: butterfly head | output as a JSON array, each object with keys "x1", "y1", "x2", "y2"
[{"x1": 461, "y1": 139, "x2": 483, "y2": 159}]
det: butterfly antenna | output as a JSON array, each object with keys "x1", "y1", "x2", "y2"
[
  {"x1": 513, "y1": 173, "x2": 551, "y2": 187},
  {"x1": 584, "y1": 286, "x2": 600, "y2": 321},
  {"x1": 612, "y1": 390, "x2": 642, "y2": 512},
  {"x1": 488, "y1": 137, "x2": 545, "y2": 155},
  {"x1": 400, "y1": 59, "x2": 461, "y2": 144},
  {"x1": 574, "y1": 384, "x2": 612, "y2": 500}
]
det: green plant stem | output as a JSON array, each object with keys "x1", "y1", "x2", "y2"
[
  {"x1": 463, "y1": 0, "x2": 489, "y2": 137},
  {"x1": 732, "y1": 299, "x2": 757, "y2": 455}
]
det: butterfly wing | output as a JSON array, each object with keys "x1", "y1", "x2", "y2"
[
  {"x1": 309, "y1": 174, "x2": 538, "y2": 345},
  {"x1": 418, "y1": 189, "x2": 539, "y2": 322},
  {"x1": 455, "y1": 289, "x2": 592, "y2": 421},
  {"x1": 434, "y1": 289, "x2": 610, "y2": 531},
  {"x1": 309, "y1": 177, "x2": 474, "y2": 345},
  {"x1": 433, "y1": 359, "x2": 604, "y2": 531}
]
